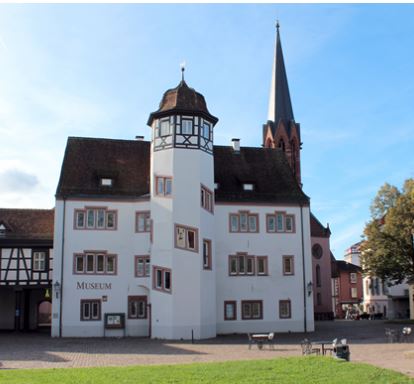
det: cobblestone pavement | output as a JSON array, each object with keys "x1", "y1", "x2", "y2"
[{"x1": 0, "y1": 320, "x2": 413, "y2": 378}]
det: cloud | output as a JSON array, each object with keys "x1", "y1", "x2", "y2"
[{"x1": 0, "y1": 169, "x2": 39, "y2": 192}]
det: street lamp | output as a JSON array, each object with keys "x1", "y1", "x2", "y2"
[
  {"x1": 307, "y1": 281, "x2": 313, "y2": 297},
  {"x1": 53, "y1": 280, "x2": 61, "y2": 299}
]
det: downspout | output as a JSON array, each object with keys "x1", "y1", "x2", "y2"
[
  {"x1": 59, "y1": 198, "x2": 66, "y2": 338},
  {"x1": 300, "y1": 205, "x2": 307, "y2": 333}
]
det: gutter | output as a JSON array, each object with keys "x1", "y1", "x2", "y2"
[
  {"x1": 59, "y1": 198, "x2": 66, "y2": 338},
  {"x1": 300, "y1": 204, "x2": 307, "y2": 332}
]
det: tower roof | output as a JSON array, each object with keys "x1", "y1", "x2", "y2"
[
  {"x1": 267, "y1": 23, "x2": 294, "y2": 125},
  {"x1": 147, "y1": 80, "x2": 218, "y2": 126}
]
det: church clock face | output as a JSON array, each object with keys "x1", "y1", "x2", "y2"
[{"x1": 312, "y1": 243, "x2": 323, "y2": 259}]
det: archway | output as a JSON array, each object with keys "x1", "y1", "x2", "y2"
[{"x1": 37, "y1": 300, "x2": 52, "y2": 327}]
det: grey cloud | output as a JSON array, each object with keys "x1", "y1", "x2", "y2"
[{"x1": 0, "y1": 169, "x2": 39, "y2": 192}]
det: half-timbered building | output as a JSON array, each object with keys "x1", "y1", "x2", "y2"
[{"x1": 0, "y1": 209, "x2": 54, "y2": 331}]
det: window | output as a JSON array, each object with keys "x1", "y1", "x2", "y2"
[
  {"x1": 73, "y1": 252, "x2": 117, "y2": 275},
  {"x1": 241, "y1": 300, "x2": 263, "y2": 320},
  {"x1": 285, "y1": 215, "x2": 294, "y2": 232},
  {"x1": 229, "y1": 211, "x2": 259, "y2": 233},
  {"x1": 155, "y1": 176, "x2": 172, "y2": 197},
  {"x1": 203, "y1": 239, "x2": 212, "y2": 270},
  {"x1": 80, "y1": 299, "x2": 101, "y2": 321},
  {"x1": 201, "y1": 121, "x2": 210, "y2": 140},
  {"x1": 175, "y1": 224, "x2": 199, "y2": 252},
  {"x1": 243, "y1": 183, "x2": 254, "y2": 191},
  {"x1": 128, "y1": 296, "x2": 147, "y2": 319},
  {"x1": 316, "y1": 265, "x2": 321, "y2": 287},
  {"x1": 74, "y1": 208, "x2": 117, "y2": 230},
  {"x1": 181, "y1": 119, "x2": 193, "y2": 134},
  {"x1": 136, "y1": 211, "x2": 151, "y2": 232},
  {"x1": 153, "y1": 266, "x2": 172, "y2": 293},
  {"x1": 160, "y1": 118, "x2": 171, "y2": 136},
  {"x1": 201, "y1": 185, "x2": 213, "y2": 213},
  {"x1": 283, "y1": 256, "x2": 294, "y2": 275},
  {"x1": 279, "y1": 300, "x2": 291, "y2": 319},
  {"x1": 100, "y1": 178, "x2": 113, "y2": 187},
  {"x1": 256, "y1": 257, "x2": 268, "y2": 275},
  {"x1": 229, "y1": 254, "x2": 268, "y2": 276},
  {"x1": 32, "y1": 251, "x2": 47, "y2": 271},
  {"x1": 266, "y1": 212, "x2": 295, "y2": 233},
  {"x1": 350, "y1": 273, "x2": 357, "y2": 284},
  {"x1": 135, "y1": 256, "x2": 150, "y2": 277},
  {"x1": 351, "y1": 287, "x2": 358, "y2": 298},
  {"x1": 224, "y1": 301, "x2": 236, "y2": 320},
  {"x1": 316, "y1": 292, "x2": 322, "y2": 306}
]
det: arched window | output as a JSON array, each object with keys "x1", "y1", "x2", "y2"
[
  {"x1": 265, "y1": 138, "x2": 273, "y2": 148},
  {"x1": 316, "y1": 265, "x2": 321, "y2": 287},
  {"x1": 38, "y1": 301, "x2": 52, "y2": 327},
  {"x1": 278, "y1": 139, "x2": 285, "y2": 152}
]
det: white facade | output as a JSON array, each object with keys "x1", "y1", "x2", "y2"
[
  {"x1": 52, "y1": 199, "x2": 151, "y2": 337},
  {"x1": 51, "y1": 194, "x2": 314, "y2": 338},
  {"x1": 345, "y1": 244, "x2": 409, "y2": 319}
]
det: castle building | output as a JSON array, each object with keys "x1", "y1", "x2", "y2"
[{"x1": 51, "y1": 26, "x2": 316, "y2": 339}]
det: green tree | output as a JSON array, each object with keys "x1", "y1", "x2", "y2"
[
  {"x1": 361, "y1": 179, "x2": 414, "y2": 285},
  {"x1": 369, "y1": 182, "x2": 400, "y2": 219}
]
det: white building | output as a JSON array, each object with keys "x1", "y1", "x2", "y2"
[
  {"x1": 344, "y1": 241, "x2": 410, "y2": 319},
  {"x1": 51, "y1": 26, "x2": 315, "y2": 339}
]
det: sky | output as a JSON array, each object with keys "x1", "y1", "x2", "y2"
[{"x1": 1, "y1": 4, "x2": 414, "y2": 257}]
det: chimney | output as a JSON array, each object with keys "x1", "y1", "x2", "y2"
[
  {"x1": 135, "y1": 135, "x2": 144, "y2": 141},
  {"x1": 231, "y1": 138, "x2": 240, "y2": 152}
]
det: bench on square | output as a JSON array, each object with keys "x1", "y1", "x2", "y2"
[{"x1": 247, "y1": 332, "x2": 275, "y2": 350}]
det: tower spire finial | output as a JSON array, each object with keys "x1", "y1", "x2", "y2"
[
  {"x1": 276, "y1": 20, "x2": 280, "y2": 30},
  {"x1": 180, "y1": 61, "x2": 186, "y2": 82}
]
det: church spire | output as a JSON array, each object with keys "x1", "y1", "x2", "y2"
[{"x1": 267, "y1": 22, "x2": 294, "y2": 123}]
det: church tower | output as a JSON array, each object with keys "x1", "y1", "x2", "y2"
[
  {"x1": 147, "y1": 70, "x2": 218, "y2": 339},
  {"x1": 263, "y1": 23, "x2": 302, "y2": 185}
]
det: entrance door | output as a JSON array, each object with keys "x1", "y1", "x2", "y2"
[{"x1": 37, "y1": 301, "x2": 52, "y2": 327}]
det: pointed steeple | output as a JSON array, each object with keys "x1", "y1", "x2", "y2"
[{"x1": 267, "y1": 22, "x2": 294, "y2": 124}]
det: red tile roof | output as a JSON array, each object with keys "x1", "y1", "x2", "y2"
[
  {"x1": 0, "y1": 208, "x2": 54, "y2": 240},
  {"x1": 56, "y1": 137, "x2": 310, "y2": 205}
]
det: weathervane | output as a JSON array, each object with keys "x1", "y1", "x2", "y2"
[{"x1": 180, "y1": 61, "x2": 186, "y2": 81}]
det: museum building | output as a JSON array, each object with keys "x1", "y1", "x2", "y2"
[{"x1": 51, "y1": 26, "x2": 320, "y2": 339}]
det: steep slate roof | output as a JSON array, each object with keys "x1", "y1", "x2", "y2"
[
  {"x1": 330, "y1": 252, "x2": 340, "y2": 278},
  {"x1": 310, "y1": 213, "x2": 331, "y2": 238},
  {"x1": 147, "y1": 80, "x2": 218, "y2": 126},
  {"x1": 213, "y1": 146, "x2": 309, "y2": 204},
  {"x1": 267, "y1": 24, "x2": 295, "y2": 136},
  {"x1": 0, "y1": 209, "x2": 54, "y2": 240},
  {"x1": 56, "y1": 137, "x2": 151, "y2": 199},
  {"x1": 56, "y1": 137, "x2": 309, "y2": 205}
]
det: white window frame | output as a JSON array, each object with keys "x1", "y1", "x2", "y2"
[
  {"x1": 136, "y1": 211, "x2": 151, "y2": 232},
  {"x1": 181, "y1": 119, "x2": 193, "y2": 135},
  {"x1": 33, "y1": 251, "x2": 47, "y2": 271}
]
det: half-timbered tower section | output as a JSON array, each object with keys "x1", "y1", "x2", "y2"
[
  {"x1": 0, "y1": 209, "x2": 54, "y2": 331},
  {"x1": 147, "y1": 78, "x2": 219, "y2": 339}
]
